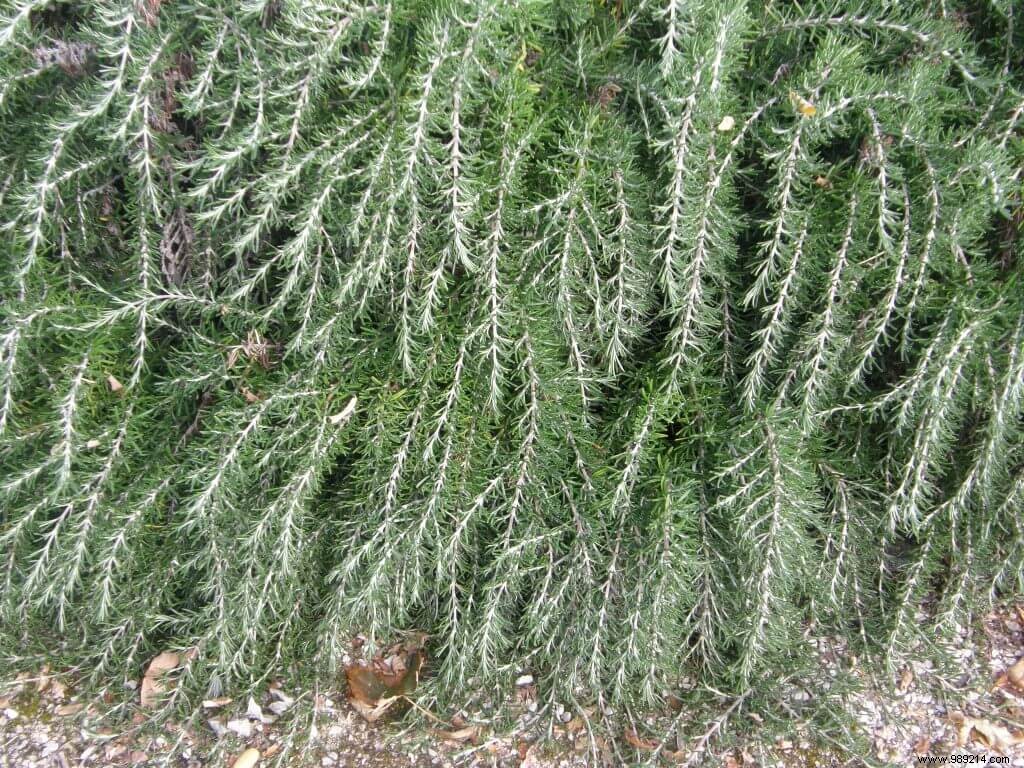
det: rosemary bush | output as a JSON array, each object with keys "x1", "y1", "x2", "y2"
[{"x1": 1, "y1": 0, "x2": 1021, "y2": 715}]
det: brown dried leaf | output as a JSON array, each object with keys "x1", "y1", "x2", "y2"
[
  {"x1": 913, "y1": 736, "x2": 931, "y2": 756},
  {"x1": 346, "y1": 666, "x2": 390, "y2": 706},
  {"x1": 241, "y1": 387, "x2": 263, "y2": 404},
  {"x1": 56, "y1": 703, "x2": 84, "y2": 716},
  {"x1": 140, "y1": 651, "x2": 180, "y2": 708},
  {"x1": 202, "y1": 697, "x2": 232, "y2": 709},
  {"x1": 950, "y1": 712, "x2": 1024, "y2": 754},
  {"x1": 594, "y1": 82, "x2": 621, "y2": 109},
  {"x1": 349, "y1": 695, "x2": 400, "y2": 723},
  {"x1": 346, "y1": 641, "x2": 426, "y2": 722},
  {"x1": 996, "y1": 657, "x2": 1024, "y2": 691},
  {"x1": 519, "y1": 746, "x2": 544, "y2": 768},
  {"x1": 898, "y1": 666, "x2": 914, "y2": 693},
  {"x1": 437, "y1": 726, "x2": 479, "y2": 744},
  {"x1": 624, "y1": 728, "x2": 659, "y2": 751}
]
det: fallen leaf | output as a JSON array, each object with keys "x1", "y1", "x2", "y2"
[
  {"x1": 717, "y1": 115, "x2": 735, "y2": 132},
  {"x1": 520, "y1": 745, "x2": 544, "y2": 768},
  {"x1": 913, "y1": 736, "x2": 931, "y2": 756},
  {"x1": 105, "y1": 744, "x2": 129, "y2": 762},
  {"x1": 48, "y1": 678, "x2": 67, "y2": 700},
  {"x1": 349, "y1": 695, "x2": 400, "y2": 723},
  {"x1": 130, "y1": 751, "x2": 149, "y2": 764},
  {"x1": 107, "y1": 374, "x2": 124, "y2": 393},
  {"x1": 995, "y1": 657, "x2": 1024, "y2": 692},
  {"x1": 814, "y1": 175, "x2": 832, "y2": 189},
  {"x1": 56, "y1": 703, "x2": 83, "y2": 716},
  {"x1": 202, "y1": 697, "x2": 232, "y2": 709},
  {"x1": 898, "y1": 667, "x2": 914, "y2": 692},
  {"x1": 345, "y1": 637, "x2": 425, "y2": 722},
  {"x1": 594, "y1": 82, "x2": 621, "y2": 109},
  {"x1": 951, "y1": 712, "x2": 1024, "y2": 754},
  {"x1": 231, "y1": 748, "x2": 261, "y2": 768},
  {"x1": 624, "y1": 728, "x2": 659, "y2": 751},
  {"x1": 36, "y1": 666, "x2": 51, "y2": 693},
  {"x1": 347, "y1": 666, "x2": 391, "y2": 706},
  {"x1": 140, "y1": 651, "x2": 180, "y2": 708},
  {"x1": 437, "y1": 725, "x2": 479, "y2": 744},
  {"x1": 241, "y1": 387, "x2": 262, "y2": 404},
  {"x1": 263, "y1": 743, "x2": 280, "y2": 759}
]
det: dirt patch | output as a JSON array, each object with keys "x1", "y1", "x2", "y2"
[{"x1": 3, "y1": 605, "x2": 1024, "y2": 767}]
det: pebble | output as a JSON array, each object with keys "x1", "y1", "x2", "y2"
[{"x1": 225, "y1": 718, "x2": 253, "y2": 738}]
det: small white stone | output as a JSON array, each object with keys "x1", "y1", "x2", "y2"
[
  {"x1": 226, "y1": 718, "x2": 253, "y2": 738},
  {"x1": 207, "y1": 718, "x2": 227, "y2": 737},
  {"x1": 268, "y1": 700, "x2": 290, "y2": 716},
  {"x1": 515, "y1": 675, "x2": 534, "y2": 686}
]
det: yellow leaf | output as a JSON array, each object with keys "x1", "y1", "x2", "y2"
[
  {"x1": 231, "y1": 748, "x2": 261, "y2": 768},
  {"x1": 790, "y1": 91, "x2": 817, "y2": 117}
]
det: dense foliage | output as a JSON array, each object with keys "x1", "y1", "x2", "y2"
[{"x1": 0, "y1": 0, "x2": 1021, "y2": 715}]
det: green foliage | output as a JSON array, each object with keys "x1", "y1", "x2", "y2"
[{"x1": 0, "y1": 0, "x2": 1021, "y2": 715}]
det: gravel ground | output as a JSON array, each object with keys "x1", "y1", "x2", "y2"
[{"x1": 2, "y1": 604, "x2": 1024, "y2": 768}]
